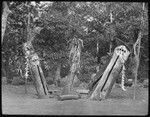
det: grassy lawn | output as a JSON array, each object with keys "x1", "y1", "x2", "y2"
[{"x1": 2, "y1": 84, "x2": 148, "y2": 115}]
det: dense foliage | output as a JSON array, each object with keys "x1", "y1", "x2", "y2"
[{"x1": 2, "y1": 2, "x2": 149, "y2": 84}]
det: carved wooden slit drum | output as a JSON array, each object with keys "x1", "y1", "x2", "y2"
[{"x1": 90, "y1": 45, "x2": 130, "y2": 100}]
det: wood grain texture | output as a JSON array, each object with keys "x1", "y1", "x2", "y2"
[{"x1": 90, "y1": 45, "x2": 130, "y2": 100}]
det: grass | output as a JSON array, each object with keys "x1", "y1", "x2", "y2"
[{"x1": 2, "y1": 83, "x2": 148, "y2": 115}]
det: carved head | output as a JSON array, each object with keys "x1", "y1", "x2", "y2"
[{"x1": 115, "y1": 45, "x2": 130, "y2": 63}]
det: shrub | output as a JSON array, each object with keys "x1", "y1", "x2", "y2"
[{"x1": 11, "y1": 76, "x2": 25, "y2": 85}]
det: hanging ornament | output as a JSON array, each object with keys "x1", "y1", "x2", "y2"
[
  {"x1": 121, "y1": 64, "x2": 126, "y2": 91},
  {"x1": 115, "y1": 45, "x2": 130, "y2": 91}
]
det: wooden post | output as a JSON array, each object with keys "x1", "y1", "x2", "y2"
[
  {"x1": 88, "y1": 56, "x2": 110, "y2": 94},
  {"x1": 59, "y1": 38, "x2": 82, "y2": 100},
  {"x1": 90, "y1": 45, "x2": 130, "y2": 100},
  {"x1": 30, "y1": 53, "x2": 49, "y2": 98},
  {"x1": 24, "y1": 5, "x2": 31, "y2": 94}
]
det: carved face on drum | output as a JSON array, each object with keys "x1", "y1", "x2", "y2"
[{"x1": 115, "y1": 45, "x2": 130, "y2": 63}]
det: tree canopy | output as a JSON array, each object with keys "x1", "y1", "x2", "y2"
[{"x1": 2, "y1": 2, "x2": 149, "y2": 83}]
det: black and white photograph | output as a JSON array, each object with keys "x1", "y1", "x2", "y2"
[{"x1": 2, "y1": 1, "x2": 149, "y2": 115}]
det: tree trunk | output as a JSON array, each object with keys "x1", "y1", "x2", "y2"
[
  {"x1": 55, "y1": 63, "x2": 61, "y2": 87},
  {"x1": 133, "y1": 56, "x2": 139, "y2": 99},
  {"x1": 90, "y1": 45, "x2": 130, "y2": 100},
  {"x1": 5, "y1": 64, "x2": 13, "y2": 84},
  {"x1": 109, "y1": 12, "x2": 113, "y2": 54},
  {"x1": 133, "y1": 3, "x2": 144, "y2": 100},
  {"x1": 109, "y1": 40, "x2": 113, "y2": 54},
  {"x1": 2, "y1": 2, "x2": 11, "y2": 43},
  {"x1": 2, "y1": 61, "x2": 7, "y2": 77},
  {"x1": 2, "y1": 67, "x2": 6, "y2": 77},
  {"x1": 133, "y1": 31, "x2": 142, "y2": 99},
  {"x1": 4, "y1": 54, "x2": 13, "y2": 84},
  {"x1": 97, "y1": 40, "x2": 100, "y2": 64}
]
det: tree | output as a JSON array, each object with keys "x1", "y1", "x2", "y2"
[
  {"x1": 2, "y1": 1, "x2": 50, "y2": 98},
  {"x1": 33, "y1": 2, "x2": 70, "y2": 86},
  {"x1": 2, "y1": 1, "x2": 11, "y2": 43},
  {"x1": 2, "y1": 1, "x2": 26, "y2": 84},
  {"x1": 2, "y1": 2, "x2": 148, "y2": 100},
  {"x1": 133, "y1": 3, "x2": 146, "y2": 99},
  {"x1": 22, "y1": 2, "x2": 49, "y2": 98}
]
